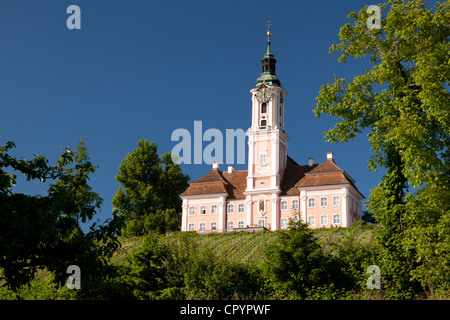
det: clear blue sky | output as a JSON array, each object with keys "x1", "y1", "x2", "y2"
[{"x1": 1, "y1": 0, "x2": 389, "y2": 231}]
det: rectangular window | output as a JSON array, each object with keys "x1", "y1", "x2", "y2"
[
  {"x1": 238, "y1": 203, "x2": 244, "y2": 213},
  {"x1": 227, "y1": 221, "x2": 234, "y2": 230},
  {"x1": 308, "y1": 215, "x2": 315, "y2": 226},
  {"x1": 238, "y1": 221, "x2": 244, "y2": 228},
  {"x1": 188, "y1": 223, "x2": 195, "y2": 231},
  {"x1": 227, "y1": 204, "x2": 234, "y2": 214},
  {"x1": 281, "y1": 200, "x2": 288, "y2": 210},
  {"x1": 333, "y1": 214, "x2": 340, "y2": 224},
  {"x1": 199, "y1": 223, "x2": 206, "y2": 232},
  {"x1": 260, "y1": 152, "x2": 267, "y2": 165},
  {"x1": 292, "y1": 199, "x2": 299, "y2": 209},
  {"x1": 308, "y1": 198, "x2": 315, "y2": 208},
  {"x1": 261, "y1": 102, "x2": 267, "y2": 114},
  {"x1": 260, "y1": 119, "x2": 267, "y2": 128},
  {"x1": 211, "y1": 205, "x2": 217, "y2": 214},
  {"x1": 320, "y1": 197, "x2": 328, "y2": 207},
  {"x1": 189, "y1": 207, "x2": 195, "y2": 216},
  {"x1": 320, "y1": 215, "x2": 328, "y2": 226},
  {"x1": 211, "y1": 222, "x2": 217, "y2": 231},
  {"x1": 281, "y1": 218, "x2": 288, "y2": 229},
  {"x1": 200, "y1": 205, "x2": 206, "y2": 215},
  {"x1": 333, "y1": 196, "x2": 340, "y2": 207}
]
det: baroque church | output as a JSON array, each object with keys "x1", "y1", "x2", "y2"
[{"x1": 180, "y1": 27, "x2": 364, "y2": 233}]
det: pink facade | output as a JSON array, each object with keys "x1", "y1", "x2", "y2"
[{"x1": 180, "y1": 29, "x2": 364, "y2": 233}]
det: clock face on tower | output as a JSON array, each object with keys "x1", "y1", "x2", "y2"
[{"x1": 255, "y1": 83, "x2": 272, "y2": 103}]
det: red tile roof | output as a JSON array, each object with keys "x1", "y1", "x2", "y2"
[{"x1": 180, "y1": 156, "x2": 364, "y2": 199}]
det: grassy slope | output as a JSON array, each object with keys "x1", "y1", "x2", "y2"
[
  {"x1": 0, "y1": 224, "x2": 379, "y2": 299},
  {"x1": 111, "y1": 224, "x2": 379, "y2": 267}
]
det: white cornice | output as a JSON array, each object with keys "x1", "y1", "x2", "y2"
[{"x1": 180, "y1": 193, "x2": 228, "y2": 200}]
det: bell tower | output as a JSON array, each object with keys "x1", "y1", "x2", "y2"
[{"x1": 246, "y1": 23, "x2": 289, "y2": 194}]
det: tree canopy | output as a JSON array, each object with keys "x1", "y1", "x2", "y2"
[
  {"x1": 314, "y1": 0, "x2": 449, "y2": 296},
  {"x1": 0, "y1": 140, "x2": 122, "y2": 292},
  {"x1": 112, "y1": 139, "x2": 190, "y2": 235}
]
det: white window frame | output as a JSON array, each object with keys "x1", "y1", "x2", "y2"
[
  {"x1": 333, "y1": 214, "x2": 340, "y2": 224},
  {"x1": 320, "y1": 197, "x2": 328, "y2": 208},
  {"x1": 199, "y1": 222, "x2": 206, "y2": 232},
  {"x1": 238, "y1": 203, "x2": 245, "y2": 213},
  {"x1": 227, "y1": 204, "x2": 234, "y2": 214},
  {"x1": 200, "y1": 205, "x2": 206, "y2": 215},
  {"x1": 238, "y1": 221, "x2": 244, "y2": 228},
  {"x1": 308, "y1": 198, "x2": 315, "y2": 208},
  {"x1": 260, "y1": 151, "x2": 267, "y2": 165},
  {"x1": 188, "y1": 223, "x2": 195, "y2": 231},
  {"x1": 281, "y1": 218, "x2": 288, "y2": 229},
  {"x1": 308, "y1": 215, "x2": 315, "y2": 226},
  {"x1": 333, "y1": 196, "x2": 340, "y2": 207},
  {"x1": 320, "y1": 215, "x2": 328, "y2": 226},
  {"x1": 227, "y1": 221, "x2": 234, "y2": 230},
  {"x1": 189, "y1": 206, "x2": 195, "y2": 216},
  {"x1": 292, "y1": 199, "x2": 299, "y2": 209},
  {"x1": 211, "y1": 221, "x2": 217, "y2": 231},
  {"x1": 281, "y1": 200, "x2": 288, "y2": 210},
  {"x1": 211, "y1": 205, "x2": 217, "y2": 214}
]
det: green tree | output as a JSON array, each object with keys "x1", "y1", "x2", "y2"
[
  {"x1": 262, "y1": 220, "x2": 336, "y2": 298},
  {"x1": 314, "y1": 0, "x2": 449, "y2": 297},
  {"x1": 112, "y1": 139, "x2": 189, "y2": 235},
  {"x1": 0, "y1": 140, "x2": 123, "y2": 293}
]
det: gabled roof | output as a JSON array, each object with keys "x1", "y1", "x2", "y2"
[
  {"x1": 296, "y1": 158, "x2": 363, "y2": 198},
  {"x1": 221, "y1": 170, "x2": 248, "y2": 199},
  {"x1": 190, "y1": 168, "x2": 228, "y2": 184},
  {"x1": 280, "y1": 156, "x2": 316, "y2": 195},
  {"x1": 180, "y1": 156, "x2": 364, "y2": 199}
]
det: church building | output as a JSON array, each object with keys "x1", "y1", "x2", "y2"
[{"x1": 180, "y1": 27, "x2": 364, "y2": 233}]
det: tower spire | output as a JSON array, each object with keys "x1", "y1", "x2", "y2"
[
  {"x1": 255, "y1": 21, "x2": 281, "y2": 86},
  {"x1": 266, "y1": 20, "x2": 272, "y2": 56}
]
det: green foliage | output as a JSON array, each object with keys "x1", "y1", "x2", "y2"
[
  {"x1": 262, "y1": 221, "x2": 348, "y2": 298},
  {"x1": 0, "y1": 140, "x2": 123, "y2": 293},
  {"x1": 122, "y1": 232, "x2": 263, "y2": 299},
  {"x1": 316, "y1": 0, "x2": 449, "y2": 187},
  {"x1": 315, "y1": 0, "x2": 450, "y2": 298},
  {"x1": 112, "y1": 140, "x2": 190, "y2": 235}
]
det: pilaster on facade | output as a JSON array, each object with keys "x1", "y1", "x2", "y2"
[
  {"x1": 341, "y1": 188, "x2": 349, "y2": 228},
  {"x1": 181, "y1": 200, "x2": 188, "y2": 231},
  {"x1": 271, "y1": 194, "x2": 279, "y2": 230},
  {"x1": 218, "y1": 197, "x2": 226, "y2": 231},
  {"x1": 300, "y1": 190, "x2": 307, "y2": 223},
  {"x1": 246, "y1": 196, "x2": 253, "y2": 227}
]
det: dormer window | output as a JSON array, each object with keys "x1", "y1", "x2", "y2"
[{"x1": 261, "y1": 102, "x2": 267, "y2": 114}]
